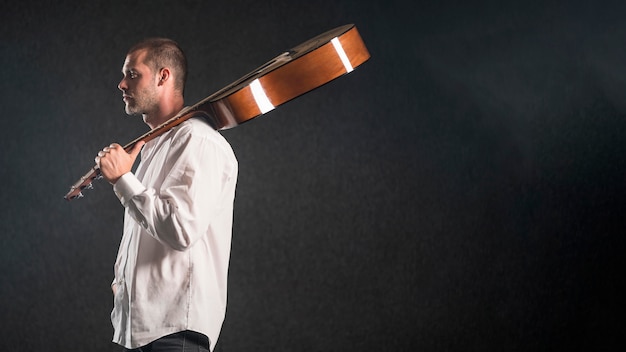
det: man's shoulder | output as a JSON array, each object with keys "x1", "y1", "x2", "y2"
[
  {"x1": 171, "y1": 115, "x2": 221, "y2": 141},
  {"x1": 178, "y1": 114, "x2": 216, "y2": 133},
  {"x1": 174, "y1": 116, "x2": 235, "y2": 155}
]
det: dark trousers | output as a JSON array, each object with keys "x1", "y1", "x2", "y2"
[{"x1": 123, "y1": 331, "x2": 210, "y2": 352}]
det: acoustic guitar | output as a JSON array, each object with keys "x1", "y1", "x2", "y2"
[{"x1": 64, "y1": 24, "x2": 370, "y2": 201}]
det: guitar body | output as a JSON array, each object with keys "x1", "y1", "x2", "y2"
[
  {"x1": 201, "y1": 24, "x2": 370, "y2": 129},
  {"x1": 64, "y1": 24, "x2": 369, "y2": 200}
]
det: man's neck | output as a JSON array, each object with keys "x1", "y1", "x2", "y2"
[{"x1": 142, "y1": 98, "x2": 185, "y2": 129}]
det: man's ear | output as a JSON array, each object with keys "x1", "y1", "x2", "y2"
[{"x1": 158, "y1": 68, "x2": 171, "y2": 85}]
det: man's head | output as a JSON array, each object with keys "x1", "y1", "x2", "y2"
[
  {"x1": 127, "y1": 38, "x2": 187, "y2": 93},
  {"x1": 118, "y1": 38, "x2": 187, "y2": 116}
]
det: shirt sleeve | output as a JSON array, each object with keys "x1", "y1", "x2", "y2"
[{"x1": 112, "y1": 124, "x2": 233, "y2": 251}]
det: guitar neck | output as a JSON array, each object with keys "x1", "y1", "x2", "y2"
[{"x1": 121, "y1": 107, "x2": 207, "y2": 152}]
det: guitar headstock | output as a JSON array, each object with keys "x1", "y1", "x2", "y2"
[{"x1": 64, "y1": 167, "x2": 102, "y2": 201}]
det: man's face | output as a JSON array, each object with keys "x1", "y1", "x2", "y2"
[{"x1": 118, "y1": 49, "x2": 159, "y2": 115}]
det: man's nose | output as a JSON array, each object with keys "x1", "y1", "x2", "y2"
[{"x1": 118, "y1": 78, "x2": 127, "y2": 91}]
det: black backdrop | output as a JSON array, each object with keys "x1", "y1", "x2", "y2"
[{"x1": 1, "y1": 0, "x2": 625, "y2": 351}]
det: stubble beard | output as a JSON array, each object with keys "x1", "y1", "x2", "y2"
[{"x1": 124, "y1": 86, "x2": 159, "y2": 116}]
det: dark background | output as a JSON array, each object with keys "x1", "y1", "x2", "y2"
[{"x1": 1, "y1": 0, "x2": 625, "y2": 351}]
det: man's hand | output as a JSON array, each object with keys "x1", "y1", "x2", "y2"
[{"x1": 95, "y1": 141, "x2": 145, "y2": 184}]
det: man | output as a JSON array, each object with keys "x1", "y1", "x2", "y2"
[{"x1": 94, "y1": 38, "x2": 238, "y2": 352}]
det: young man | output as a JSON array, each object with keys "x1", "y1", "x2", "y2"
[{"x1": 95, "y1": 38, "x2": 238, "y2": 352}]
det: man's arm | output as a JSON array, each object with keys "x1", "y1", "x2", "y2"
[{"x1": 110, "y1": 122, "x2": 236, "y2": 251}]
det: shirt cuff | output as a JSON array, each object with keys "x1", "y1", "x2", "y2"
[{"x1": 112, "y1": 172, "x2": 146, "y2": 206}]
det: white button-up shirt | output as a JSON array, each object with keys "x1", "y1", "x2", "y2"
[{"x1": 110, "y1": 116, "x2": 238, "y2": 351}]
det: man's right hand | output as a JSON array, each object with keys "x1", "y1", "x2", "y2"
[{"x1": 95, "y1": 141, "x2": 145, "y2": 184}]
